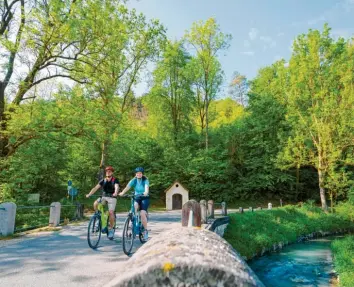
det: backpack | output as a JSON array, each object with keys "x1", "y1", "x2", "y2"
[{"x1": 103, "y1": 177, "x2": 116, "y2": 188}]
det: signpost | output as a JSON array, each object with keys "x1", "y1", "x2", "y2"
[{"x1": 67, "y1": 180, "x2": 78, "y2": 202}]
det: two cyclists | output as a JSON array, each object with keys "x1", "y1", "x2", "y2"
[{"x1": 87, "y1": 166, "x2": 150, "y2": 241}]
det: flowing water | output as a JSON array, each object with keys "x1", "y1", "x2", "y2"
[{"x1": 248, "y1": 237, "x2": 339, "y2": 287}]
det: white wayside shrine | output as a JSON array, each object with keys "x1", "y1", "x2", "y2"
[{"x1": 165, "y1": 181, "x2": 189, "y2": 210}]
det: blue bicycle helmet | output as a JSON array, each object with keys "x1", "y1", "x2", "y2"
[{"x1": 135, "y1": 167, "x2": 144, "y2": 173}]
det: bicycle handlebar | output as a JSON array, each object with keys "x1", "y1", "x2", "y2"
[{"x1": 122, "y1": 194, "x2": 149, "y2": 200}]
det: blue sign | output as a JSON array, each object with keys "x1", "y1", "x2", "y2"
[{"x1": 69, "y1": 187, "x2": 78, "y2": 196}]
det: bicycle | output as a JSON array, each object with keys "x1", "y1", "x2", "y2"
[
  {"x1": 122, "y1": 194, "x2": 149, "y2": 256},
  {"x1": 87, "y1": 195, "x2": 117, "y2": 249}
]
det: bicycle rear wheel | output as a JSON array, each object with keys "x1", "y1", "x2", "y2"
[
  {"x1": 87, "y1": 214, "x2": 101, "y2": 249},
  {"x1": 122, "y1": 215, "x2": 134, "y2": 255}
]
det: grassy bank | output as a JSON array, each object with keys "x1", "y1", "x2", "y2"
[
  {"x1": 224, "y1": 204, "x2": 354, "y2": 259},
  {"x1": 331, "y1": 236, "x2": 354, "y2": 287}
]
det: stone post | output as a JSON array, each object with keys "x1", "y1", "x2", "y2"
[
  {"x1": 239, "y1": 207, "x2": 244, "y2": 213},
  {"x1": 181, "y1": 200, "x2": 201, "y2": 227},
  {"x1": 0, "y1": 202, "x2": 16, "y2": 236},
  {"x1": 208, "y1": 200, "x2": 214, "y2": 219},
  {"x1": 49, "y1": 202, "x2": 61, "y2": 227},
  {"x1": 221, "y1": 201, "x2": 227, "y2": 216},
  {"x1": 200, "y1": 200, "x2": 207, "y2": 224},
  {"x1": 268, "y1": 203, "x2": 272, "y2": 210},
  {"x1": 75, "y1": 203, "x2": 84, "y2": 219}
]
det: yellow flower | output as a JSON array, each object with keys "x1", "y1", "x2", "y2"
[{"x1": 162, "y1": 262, "x2": 175, "y2": 273}]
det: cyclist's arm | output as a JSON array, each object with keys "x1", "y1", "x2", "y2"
[
  {"x1": 119, "y1": 185, "x2": 131, "y2": 196},
  {"x1": 143, "y1": 179, "x2": 149, "y2": 196},
  {"x1": 86, "y1": 184, "x2": 101, "y2": 198},
  {"x1": 113, "y1": 183, "x2": 119, "y2": 196}
]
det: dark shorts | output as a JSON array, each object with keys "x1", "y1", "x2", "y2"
[{"x1": 135, "y1": 197, "x2": 150, "y2": 212}]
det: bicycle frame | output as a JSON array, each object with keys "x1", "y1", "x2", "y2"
[{"x1": 129, "y1": 195, "x2": 144, "y2": 235}]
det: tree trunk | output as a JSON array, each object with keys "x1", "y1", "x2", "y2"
[
  {"x1": 99, "y1": 139, "x2": 108, "y2": 181},
  {"x1": 295, "y1": 164, "x2": 300, "y2": 201},
  {"x1": 318, "y1": 164, "x2": 328, "y2": 211},
  {"x1": 205, "y1": 99, "x2": 209, "y2": 150}
]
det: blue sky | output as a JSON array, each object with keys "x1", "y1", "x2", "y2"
[{"x1": 127, "y1": 0, "x2": 354, "y2": 96}]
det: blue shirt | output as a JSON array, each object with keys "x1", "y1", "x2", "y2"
[{"x1": 128, "y1": 177, "x2": 149, "y2": 195}]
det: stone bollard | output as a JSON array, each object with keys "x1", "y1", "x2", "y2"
[
  {"x1": 268, "y1": 203, "x2": 272, "y2": 210},
  {"x1": 181, "y1": 200, "x2": 201, "y2": 227},
  {"x1": 221, "y1": 201, "x2": 227, "y2": 216},
  {"x1": 200, "y1": 200, "x2": 207, "y2": 224},
  {"x1": 208, "y1": 200, "x2": 214, "y2": 219},
  {"x1": 239, "y1": 207, "x2": 244, "y2": 213},
  {"x1": 75, "y1": 203, "x2": 84, "y2": 219},
  {"x1": 280, "y1": 199, "x2": 283, "y2": 207},
  {"x1": 249, "y1": 207, "x2": 253, "y2": 212},
  {"x1": 49, "y1": 202, "x2": 61, "y2": 227},
  {"x1": 0, "y1": 202, "x2": 17, "y2": 236}
]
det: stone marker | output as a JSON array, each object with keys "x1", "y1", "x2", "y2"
[
  {"x1": 208, "y1": 200, "x2": 214, "y2": 219},
  {"x1": 181, "y1": 200, "x2": 201, "y2": 227},
  {"x1": 0, "y1": 202, "x2": 16, "y2": 236},
  {"x1": 49, "y1": 202, "x2": 61, "y2": 227},
  {"x1": 200, "y1": 200, "x2": 207, "y2": 224},
  {"x1": 221, "y1": 201, "x2": 227, "y2": 216}
]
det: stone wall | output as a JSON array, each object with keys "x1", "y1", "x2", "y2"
[{"x1": 105, "y1": 226, "x2": 265, "y2": 287}]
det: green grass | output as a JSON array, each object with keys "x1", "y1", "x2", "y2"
[
  {"x1": 224, "y1": 204, "x2": 354, "y2": 260},
  {"x1": 332, "y1": 236, "x2": 354, "y2": 287},
  {"x1": 227, "y1": 198, "x2": 287, "y2": 209}
]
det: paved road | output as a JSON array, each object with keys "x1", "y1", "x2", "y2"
[{"x1": 0, "y1": 210, "x2": 181, "y2": 287}]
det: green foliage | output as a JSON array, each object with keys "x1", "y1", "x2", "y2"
[
  {"x1": 224, "y1": 206, "x2": 354, "y2": 259},
  {"x1": 0, "y1": 3, "x2": 352, "y2": 216},
  {"x1": 331, "y1": 236, "x2": 354, "y2": 287}
]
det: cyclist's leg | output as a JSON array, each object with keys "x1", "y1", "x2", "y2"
[
  {"x1": 93, "y1": 197, "x2": 103, "y2": 211},
  {"x1": 93, "y1": 199, "x2": 99, "y2": 211},
  {"x1": 140, "y1": 198, "x2": 150, "y2": 230},
  {"x1": 107, "y1": 197, "x2": 117, "y2": 229},
  {"x1": 134, "y1": 199, "x2": 140, "y2": 214}
]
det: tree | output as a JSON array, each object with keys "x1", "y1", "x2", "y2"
[
  {"x1": 147, "y1": 40, "x2": 193, "y2": 144},
  {"x1": 284, "y1": 24, "x2": 354, "y2": 210},
  {"x1": 185, "y1": 18, "x2": 231, "y2": 149},
  {"x1": 229, "y1": 71, "x2": 248, "y2": 106}
]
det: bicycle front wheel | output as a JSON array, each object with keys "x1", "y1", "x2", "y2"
[
  {"x1": 122, "y1": 215, "x2": 134, "y2": 255},
  {"x1": 87, "y1": 214, "x2": 101, "y2": 249}
]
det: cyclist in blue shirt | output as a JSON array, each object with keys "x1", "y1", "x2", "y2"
[{"x1": 119, "y1": 167, "x2": 149, "y2": 240}]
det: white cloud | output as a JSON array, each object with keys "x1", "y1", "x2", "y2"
[
  {"x1": 241, "y1": 51, "x2": 255, "y2": 56},
  {"x1": 244, "y1": 40, "x2": 250, "y2": 48},
  {"x1": 248, "y1": 28, "x2": 258, "y2": 40},
  {"x1": 260, "y1": 36, "x2": 277, "y2": 48},
  {"x1": 277, "y1": 32, "x2": 285, "y2": 37}
]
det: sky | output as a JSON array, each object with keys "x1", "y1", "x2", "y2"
[{"x1": 126, "y1": 0, "x2": 354, "y2": 96}]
